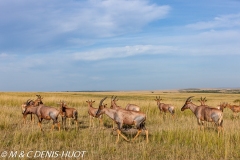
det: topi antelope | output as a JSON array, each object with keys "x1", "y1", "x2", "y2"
[
  {"x1": 35, "y1": 95, "x2": 44, "y2": 105},
  {"x1": 96, "y1": 97, "x2": 149, "y2": 143},
  {"x1": 217, "y1": 102, "x2": 228, "y2": 112},
  {"x1": 225, "y1": 103, "x2": 240, "y2": 118},
  {"x1": 58, "y1": 100, "x2": 78, "y2": 130},
  {"x1": 36, "y1": 104, "x2": 61, "y2": 131},
  {"x1": 181, "y1": 96, "x2": 223, "y2": 135},
  {"x1": 154, "y1": 96, "x2": 175, "y2": 117},
  {"x1": 110, "y1": 96, "x2": 140, "y2": 111},
  {"x1": 22, "y1": 99, "x2": 37, "y2": 124},
  {"x1": 23, "y1": 98, "x2": 60, "y2": 131},
  {"x1": 21, "y1": 95, "x2": 44, "y2": 124},
  {"x1": 110, "y1": 96, "x2": 122, "y2": 109},
  {"x1": 110, "y1": 96, "x2": 140, "y2": 129},
  {"x1": 110, "y1": 96, "x2": 122, "y2": 129},
  {"x1": 86, "y1": 100, "x2": 103, "y2": 128}
]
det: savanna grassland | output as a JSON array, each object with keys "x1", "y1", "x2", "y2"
[{"x1": 1, "y1": 91, "x2": 240, "y2": 160}]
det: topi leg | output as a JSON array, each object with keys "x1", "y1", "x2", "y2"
[
  {"x1": 116, "y1": 129, "x2": 129, "y2": 143},
  {"x1": 38, "y1": 122, "x2": 43, "y2": 131},
  {"x1": 75, "y1": 120, "x2": 78, "y2": 130},
  {"x1": 58, "y1": 122, "x2": 61, "y2": 131},
  {"x1": 145, "y1": 129, "x2": 149, "y2": 143},
  {"x1": 51, "y1": 124, "x2": 55, "y2": 131},
  {"x1": 132, "y1": 129, "x2": 142, "y2": 141}
]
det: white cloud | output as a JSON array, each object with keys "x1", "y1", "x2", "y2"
[
  {"x1": 0, "y1": 53, "x2": 8, "y2": 58},
  {"x1": 0, "y1": 0, "x2": 170, "y2": 38},
  {"x1": 186, "y1": 13, "x2": 240, "y2": 30},
  {"x1": 73, "y1": 45, "x2": 176, "y2": 61},
  {"x1": 0, "y1": 53, "x2": 17, "y2": 60},
  {"x1": 1, "y1": 1, "x2": 240, "y2": 91},
  {"x1": 72, "y1": 24, "x2": 240, "y2": 61}
]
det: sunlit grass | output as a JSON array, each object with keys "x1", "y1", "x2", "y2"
[{"x1": 0, "y1": 91, "x2": 240, "y2": 159}]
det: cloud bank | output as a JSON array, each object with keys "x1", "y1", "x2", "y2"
[
  {"x1": 0, "y1": 0, "x2": 170, "y2": 53},
  {"x1": 0, "y1": 0, "x2": 240, "y2": 91}
]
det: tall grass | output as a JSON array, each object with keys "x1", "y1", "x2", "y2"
[{"x1": 0, "y1": 91, "x2": 240, "y2": 159}]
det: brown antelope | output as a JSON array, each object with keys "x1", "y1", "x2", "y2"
[
  {"x1": 110, "y1": 96, "x2": 136, "y2": 129},
  {"x1": 154, "y1": 96, "x2": 175, "y2": 117},
  {"x1": 96, "y1": 97, "x2": 148, "y2": 143},
  {"x1": 110, "y1": 96, "x2": 140, "y2": 111},
  {"x1": 110, "y1": 96, "x2": 121, "y2": 109},
  {"x1": 216, "y1": 102, "x2": 227, "y2": 112},
  {"x1": 22, "y1": 99, "x2": 37, "y2": 124},
  {"x1": 86, "y1": 100, "x2": 103, "y2": 128},
  {"x1": 181, "y1": 96, "x2": 223, "y2": 135},
  {"x1": 36, "y1": 104, "x2": 61, "y2": 131},
  {"x1": 58, "y1": 100, "x2": 78, "y2": 130},
  {"x1": 110, "y1": 96, "x2": 122, "y2": 129},
  {"x1": 23, "y1": 98, "x2": 60, "y2": 131},
  {"x1": 35, "y1": 95, "x2": 44, "y2": 105},
  {"x1": 21, "y1": 95, "x2": 44, "y2": 124},
  {"x1": 197, "y1": 97, "x2": 214, "y2": 127},
  {"x1": 225, "y1": 103, "x2": 240, "y2": 118}
]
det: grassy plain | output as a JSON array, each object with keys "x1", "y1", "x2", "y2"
[{"x1": 0, "y1": 91, "x2": 240, "y2": 160}]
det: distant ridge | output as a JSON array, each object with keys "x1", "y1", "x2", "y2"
[
  {"x1": 179, "y1": 88, "x2": 240, "y2": 94},
  {"x1": 62, "y1": 90, "x2": 117, "y2": 92}
]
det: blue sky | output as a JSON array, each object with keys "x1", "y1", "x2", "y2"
[{"x1": 0, "y1": 0, "x2": 240, "y2": 91}]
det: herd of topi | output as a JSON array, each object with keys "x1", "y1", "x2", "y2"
[{"x1": 21, "y1": 95, "x2": 240, "y2": 143}]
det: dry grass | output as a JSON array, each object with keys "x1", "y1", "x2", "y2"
[{"x1": 0, "y1": 91, "x2": 240, "y2": 160}]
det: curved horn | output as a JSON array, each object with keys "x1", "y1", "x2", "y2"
[
  {"x1": 26, "y1": 99, "x2": 33, "y2": 105},
  {"x1": 36, "y1": 95, "x2": 43, "y2": 99},
  {"x1": 186, "y1": 96, "x2": 194, "y2": 102},
  {"x1": 99, "y1": 97, "x2": 107, "y2": 106}
]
